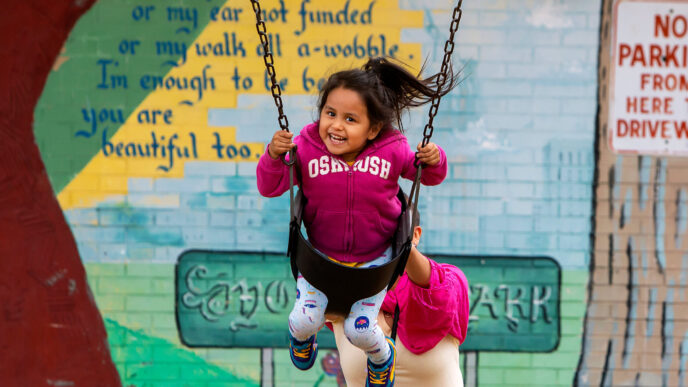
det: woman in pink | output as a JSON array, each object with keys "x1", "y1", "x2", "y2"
[
  {"x1": 331, "y1": 221, "x2": 470, "y2": 386},
  {"x1": 256, "y1": 57, "x2": 456, "y2": 386}
]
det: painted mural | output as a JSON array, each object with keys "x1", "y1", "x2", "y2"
[{"x1": 4, "y1": 0, "x2": 686, "y2": 385}]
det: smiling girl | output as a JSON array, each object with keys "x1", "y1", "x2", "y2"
[{"x1": 256, "y1": 57, "x2": 456, "y2": 387}]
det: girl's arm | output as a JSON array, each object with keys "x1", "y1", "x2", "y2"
[
  {"x1": 256, "y1": 130, "x2": 299, "y2": 197},
  {"x1": 400, "y1": 140, "x2": 448, "y2": 186},
  {"x1": 405, "y1": 244, "x2": 431, "y2": 287}
]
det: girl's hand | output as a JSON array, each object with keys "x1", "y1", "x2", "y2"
[
  {"x1": 416, "y1": 141, "x2": 440, "y2": 166},
  {"x1": 268, "y1": 130, "x2": 295, "y2": 159}
]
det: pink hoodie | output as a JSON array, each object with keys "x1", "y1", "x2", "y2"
[
  {"x1": 382, "y1": 258, "x2": 470, "y2": 354},
  {"x1": 256, "y1": 122, "x2": 447, "y2": 263}
]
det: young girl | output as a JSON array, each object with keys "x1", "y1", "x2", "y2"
[
  {"x1": 332, "y1": 215, "x2": 470, "y2": 386},
  {"x1": 256, "y1": 57, "x2": 456, "y2": 387}
]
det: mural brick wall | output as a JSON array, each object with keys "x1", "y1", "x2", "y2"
[{"x1": 11, "y1": 0, "x2": 676, "y2": 386}]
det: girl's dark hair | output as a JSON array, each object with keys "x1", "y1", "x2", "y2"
[{"x1": 317, "y1": 57, "x2": 458, "y2": 133}]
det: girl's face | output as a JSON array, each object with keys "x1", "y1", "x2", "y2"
[{"x1": 319, "y1": 87, "x2": 382, "y2": 163}]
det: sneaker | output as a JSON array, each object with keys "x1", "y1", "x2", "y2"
[
  {"x1": 289, "y1": 333, "x2": 318, "y2": 371},
  {"x1": 366, "y1": 337, "x2": 396, "y2": 386}
]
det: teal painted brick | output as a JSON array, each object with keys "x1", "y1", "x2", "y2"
[
  {"x1": 237, "y1": 162, "x2": 258, "y2": 176},
  {"x1": 237, "y1": 195, "x2": 263, "y2": 210},
  {"x1": 127, "y1": 244, "x2": 156, "y2": 260},
  {"x1": 561, "y1": 318, "x2": 585, "y2": 335},
  {"x1": 155, "y1": 247, "x2": 186, "y2": 261},
  {"x1": 531, "y1": 353, "x2": 579, "y2": 369},
  {"x1": 127, "y1": 193, "x2": 180, "y2": 208},
  {"x1": 211, "y1": 176, "x2": 258, "y2": 193},
  {"x1": 182, "y1": 226, "x2": 236, "y2": 246},
  {"x1": 480, "y1": 80, "x2": 533, "y2": 97},
  {"x1": 209, "y1": 211, "x2": 236, "y2": 227}
]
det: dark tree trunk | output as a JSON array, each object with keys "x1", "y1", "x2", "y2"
[{"x1": 0, "y1": 0, "x2": 121, "y2": 385}]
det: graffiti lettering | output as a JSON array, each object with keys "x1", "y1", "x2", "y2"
[
  {"x1": 469, "y1": 283, "x2": 555, "y2": 332},
  {"x1": 181, "y1": 264, "x2": 291, "y2": 332},
  {"x1": 294, "y1": 0, "x2": 376, "y2": 36}
]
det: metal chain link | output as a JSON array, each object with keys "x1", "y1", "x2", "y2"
[
  {"x1": 250, "y1": 0, "x2": 289, "y2": 133},
  {"x1": 421, "y1": 1, "x2": 463, "y2": 149}
]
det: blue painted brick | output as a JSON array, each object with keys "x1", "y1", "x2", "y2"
[
  {"x1": 98, "y1": 209, "x2": 154, "y2": 226},
  {"x1": 563, "y1": 30, "x2": 599, "y2": 46},
  {"x1": 155, "y1": 210, "x2": 208, "y2": 227},
  {"x1": 72, "y1": 226, "x2": 126, "y2": 243},
  {"x1": 127, "y1": 226, "x2": 183, "y2": 246},
  {"x1": 559, "y1": 200, "x2": 592, "y2": 217},
  {"x1": 184, "y1": 161, "x2": 236, "y2": 177},
  {"x1": 127, "y1": 244, "x2": 156, "y2": 260},
  {"x1": 558, "y1": 234, "x2": 590, "y2": 250},
  {"x1": 211, "y1": 177, "x2": 258, "y2": 193},
  {"x1": 206, "y1": 193, "x2": 236, "y2": 209},
  {"x1": 155, "y1": 247, "x2": 186, "y2": 262},
  {"x1": 480, "y1": 46, "x2": 533, "y2": 62},
  {"x1": 456, "y1": 28, "x2": 508, "y2": 45},
  {"x1": 210, "y1": 211, "x2": 235, "y2": 227},
  {"x1": 507, "y1": 166, "x2": 545, "y2": 181},
  {"x1": 505, "y1": 30, "x2": 562, "y2": 46},
  {"x1": 478, "y1": 11, "x2": 511, "y2": 27},
  {"x1": 480, "y1": 232, "x2": 505, "y2": 249},
  {"x1": 65, "y1": 209, "x2": 98, "y2": 225},
  {"x1": 77, "y1": 242, "x2": 98, "y2": 261},
  {"x1": 180, "y1": 193, "x2": 208, "y2": 209},
  {"x1": 128, "y1": 178, "x2": 153, "y2": 192},
  {"x1": 155, "y1": 177, "x2": 209, "y2": 193},
  {"x1": 237, "y1": 195, "x2": 263, "y2": 210},
  {"x1": 506, "y1": 232, "x2": 555, "y2": 250},
  {"x1": 98, "y1": 243, "x2": 127, "y2": 260},
  {"x1": 534, "y1": 82, "x2": 596, "y2": 98},
  {"x1": 506, "y1": 200, "x2": 535, "y2": 215},
  {"x1": 238, "y1": 162, "x2": 258, "y2": 177},
  {"x1": 480, "y1": 80, "x2": 533, "y2": 97},
  {"x1": 474, "y1": 63, "x2": 507, "y2": 79},
  {"x1": 236, "y1": 211, "x2": 265, "y2": 228}
]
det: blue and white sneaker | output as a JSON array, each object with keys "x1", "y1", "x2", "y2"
[
  {"x1": 366, "y1": 337, "x2": 396, "y2": 387},
  {"x1": 289, "y1": 333, "x2": 318, "y2": 371}
]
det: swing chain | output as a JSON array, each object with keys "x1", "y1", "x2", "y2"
[
  {"x1": 250, "y1": 0, "x2": 289, "y2": 133},
  {"x1": 421, "y1": 0, "x2": 463, "y2": 148}
]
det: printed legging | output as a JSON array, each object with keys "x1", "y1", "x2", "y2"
[{"x1": 288, "y1": 247, "x2": 393, "y2": 365}]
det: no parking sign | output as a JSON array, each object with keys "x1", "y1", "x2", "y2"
[{"x1": 609, "y1": 0, "x2": 688, "y2": 156}]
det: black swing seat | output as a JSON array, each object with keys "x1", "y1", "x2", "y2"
[{"x1": 288, "y1": 187, "x2": 413, "y2": 317}]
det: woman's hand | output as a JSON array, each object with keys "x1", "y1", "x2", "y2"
[
  {"x1": 416, "y1": 142, "x2": 440, "y2": 166},
  {"x1": 268, "y1": 130, "x2": 295, "y2": 159}
]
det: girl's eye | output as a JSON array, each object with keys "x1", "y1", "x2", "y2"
[
  {"x1": 327, "y1": 111, "x2": 335, "y2": 117},
  {"x1": 346, "y1": 116, "x2": 355, "y2": 122}
]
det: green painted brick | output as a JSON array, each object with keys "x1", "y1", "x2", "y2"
[
  {"x1": 126, "y1": 295, "x2": 173, "y2": 312},
  {"x1": 560, "y1": 301, "x2": 586, "y2": 317},
  {"x1": 558, "y1": 369, "x2": 577, "y2": 385},
  {"x1": 152, "y1": 279, "x2": 175, "y2": 294},
  {"x1": 478, "y1": 368, "x2": 505, "y2": 384},
  {"x1": 92, "y1": 294, "x2": 126, "y2": 311},
  {"x1": 85, "y1": 263, "x2": 126, "y2": 276},
  {"x1": 98, "y1": 277, "x2": 152, "y2": 294},
  {"x1": 562, "y1": 270, "x2": 588, "y2": 285},
  {"x1": 480, "y1": 353, "x2": 532, "y2": 368},
  {"x1": 561, "y1": 318, "x2": 584, "y2": 335},
  {"x1": 126, "y1": 263, "x2": 173, "y2": 278},
  {"x1": 534, "y1": 369, "x2": 561, "y2": 385},
  {"x1": 531, "y1": 353, "x2": 579, "y2": 369},
  {"x1": 561, "y1": 284, "x2": 587, "y2": 302}
]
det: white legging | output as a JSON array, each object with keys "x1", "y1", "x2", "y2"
[{"x1": 288, "y1": 247, "x2": 393, "y2": 365}]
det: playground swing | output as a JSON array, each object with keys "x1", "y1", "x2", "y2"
[{"x1": 250, "y1": 0, "x2": 464, "y2": 317}]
